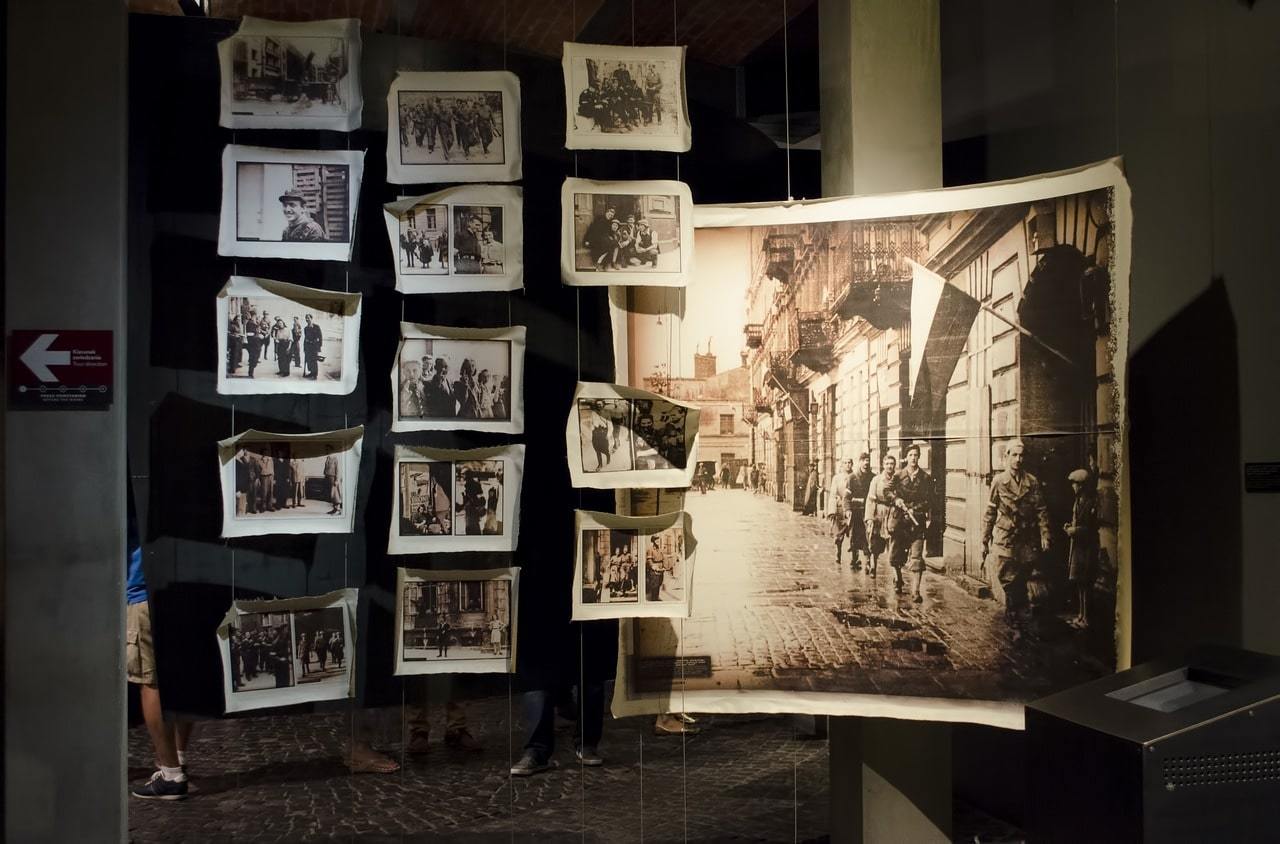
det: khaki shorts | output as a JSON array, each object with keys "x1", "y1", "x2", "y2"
[{"x1": 126, "y1": 600, "x2": 158, "y2": 686}]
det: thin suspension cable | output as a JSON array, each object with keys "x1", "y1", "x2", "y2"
[
  {"x1": 1113, "y1": 0, "x2": 1121, "y2": 157},
  {"x1": 782, "y1": 0, "x2": 792, "y2": 200}
]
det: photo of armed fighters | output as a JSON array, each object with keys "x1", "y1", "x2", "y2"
[
  {"x1": 225, "y1": 296, "x2": 344, "y2": 383},
  {"x1": 571, "y1": 59, "x2": 679, "y2": 136},
  {"x1": 397, "y1": 91, "x2": 504, "y2": 166}
]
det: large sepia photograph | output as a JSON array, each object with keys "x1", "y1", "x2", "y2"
[
  {"x1": 218, "y1": 427, "x2": 364, "y2": 538},
  {"x1": 563, "y1": 42, "x2": 690, "y2": 152},
  {"x1": 217, "y1": 589, "x2": 357, "y2": 713},
  {"x1": 217, "y1": 276, "x2": 360, "y2": 396},
  {"x1": 217, "y1": 17, "x2": 363, "y2": 131},
  {"x1": 386, "y1": 70, "x2": 522, "y2": 184},
  {"x1": 609, "y1": 159, "x2": 1132, "y2": 727},
  {"x1": 389, "y1": 444, "x2": 524, "y2": 555},
  {"x1": 383, "y1": 186, "x2": 524, "y2": 294},
  {"x1": 395, "y1": 568, "x2": 519, "y2": 675},
  {"x1": 392, "y1": 323, "x2": 524, "y2": 434},
  {"x1": 567, "y1": 382, "x2": 699, "y2": 490},
  {"x1": 573, "y1": 510, "x2": 694, "y2": 620},
  {"x1": 562, "y1": 178, "x2": 693, "y2": 287},
  {"x1": 218, "y1": 145, "x2": 365, "y2": 262}
]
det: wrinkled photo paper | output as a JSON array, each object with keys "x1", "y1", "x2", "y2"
[
  {"x1": 609, "y1": 159, "x2": 1132, "y2": 728},
  {"x1": 566, "y1": 381, "x2": 700, "y2": 490},
  {"x1": 217, "y1": 588, "x2": 357, "y2": 713},
  {"x1": 561, "y1": 178, "x2": 693, "y2": 287},
  {"x1": 391, "y1": 322, "x2": 525, "y2": 434},
  {"x1": 382, "y1": 185, "x2": 524, "y2": 294},
  {"x1": 218, "y1": 145, "x2": 366, "y2": 262},
  {"x1": 563, "y1": 42, "x2": 690, "y2": 152},
  {"x1": 386, "y1": 71, "x2": 522, "y2": 185},
  {"x1": 389, "y1": 444, "x2": 525, "y2": 555},
  {"x1": 217, "y1": 17, "x2": 363, "y2": 131},
  {"x1": 218, "y1": 426, "x2": 364, "y2": 538},
  {"x1": 217, "y1": 276, "x2": 361, "y2": 396},
  {"x1": 394, "y1": 567, "x2": 519, "y2": 675},
  {"x1": 573, "y1": 510, "x2": 695, "y2": 621}
]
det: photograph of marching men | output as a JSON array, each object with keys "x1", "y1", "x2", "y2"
[
  {"x1": 573, "y1": 510, "x2": 695, "y2": 620},
  {"x1": 608, "y1": 160, "x2": 1131, "y2": 726},
  {"x1": 563, "y1": 42, "x2": 690, "y2": 152},
  {"x1": 567, "y1": 381, "x2": 699, "y2": 490},
  {"x1": 383, "y1": 185, "x2": 524, "y2": 294},
  {"x1": 395, "y1": 568, "x2": 519, "y2": 675},
  {"x1": 389, "y1": 444, "x2": 525, "y2": 554},
  {"x1": 392, "y1": 323, "x2": 524, "y2": 434},
  {"x1": 218, "y1": 145, "x2": 365, "y2": 262},
  {"x1": 561, "y1": 178, "x2": 694, "y2": 287},
  {"x1": 218, "y1": 427, "x2": 363, "y2": 538},
  {"x1": 217, "y1": 276, "x2": 360, "y2": 396},
  {"x1": 386, "y1": 70, "x2": 522, "y2": 184},
  {"x1": 217, "y1": 588, "x2": 357, "y2": 713},
  {"x1": 217, "y1": 17, "x2": 362, "y2": 131}
]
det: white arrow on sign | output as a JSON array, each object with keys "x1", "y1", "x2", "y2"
[{"x1": 20, "y1": 333, "x2": 70, "y2": 382}]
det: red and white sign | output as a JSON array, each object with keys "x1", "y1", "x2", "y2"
[{"x1": 8, "y1": 330, "x2": 114, "y2": 409}]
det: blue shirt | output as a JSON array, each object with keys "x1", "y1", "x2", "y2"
[{"x1": 126, "y1": 541, "x2": 147, "y2": 605}]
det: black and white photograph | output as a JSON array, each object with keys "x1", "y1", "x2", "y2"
[
  {"x1": 573, "y1": 510, "x2": 695, "y2": 620},
  {"x1": 218, "y1": 427, "x2": 363, "y2": 538},
  {"x1": 395, "y1": 568, "x2": 519, "y2": 675},
  {"x1": 608, "y1": 160, "x2": 1132, "y2": 726},
  {"x1": 383, "y1": 186, "x2": 524, "y2": 294},
  {"x1": 389, "y1": 445, "x2": 524, "y2": 554},
  {"x1": 567, "y1": 382, "x2": 700, "y2": 490},
  {"x1": 392, "y1": 323, "x2": 524, "y2": 434},
  {"x1": 386, "y1": 71, "x2": 522, "y2": 184},
  {"x1": 561, "y1": 178, "x2": 694, "y2": 286},
  {"x1": 219, "y1": 145, "x2": 365, "y2": 262},
  {"x1": 217, "y1": 276, "x2": 361, "y2": 396},
  {"x1": 218, "y1": 589, "x2": 357, "y2": 713},
  {"x1": 217, "y1": 17, "x2": 363, "y2": 131},
  {"x1": 563, "y1": 42, "x2": 690, "y2": 152}
]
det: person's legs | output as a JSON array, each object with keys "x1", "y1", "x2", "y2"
[
  {"x1": 514, "y1": 688, "x2": 555, "y2": 767},
  {"x1": 140, "y1": 685, "x2": 179, "y2": 769},
  {"x1": 574, "y1": 681, "x2": 604, "y2": 752},
  {"x1": 346, "y1": 707, "x2": 400, "y2": 774}
]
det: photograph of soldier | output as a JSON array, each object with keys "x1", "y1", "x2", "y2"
[
  {"x1": 235, "y1": 162, "x2": 351, "y2": 244},
  {"x1": 830, "y1": 453, "x2": 875, "y2": 569},
  {"x1": 645, "y1": 525, "x2": 685, "y2": 602},
  {"x1": 226, "y1": 296, "x2": 344, "y2": 384},
  {"x1": 982, "y1": 440, "x2": 1052, "y2": 635},
  {"x1": 890, "y1": 441, "x2": 936, "y2": 603},
  {"x1": 397, "y1": 338, "x2": 512, "y2": 421},
  {"x1": 570, "y1": 58, "x2": 679, "y2": 136},
  {"x1": 396, "y1": 202, "x2": 449, "y2": 275},
  {"x1": 228, "y1": 33, "x2": 349, "y2": 116},
  {"x1": 451, "y1": 205, "x2": 504, "y2": 275},
  {"x1": 396, "y1": 91, "x2": 504, "y2": 165},
  {"x1": 581, "y1": 529, "x2": 640, "y2": 604},
  {"x1": 573, "y1": 193, "x2": 681, "y2": 273},
  {"x1": 228, "y1": 612, "x2": 294, "y2": 693},
  {"x1": 863, "y1": 453, "x2": 899, "y2": 578},
  {"x1": 578, "y1": 398, "x2": 635, "y2": 473},
  {"x1": 292, "y1": 607, "x2": 348, "y2": 689},
  {"x1": 631, "y1": 398, "x2": 688, "y2": 471},
  {"x1": 453, "y1": 460, "x2": 504, "y2": 537},
  {"x1": 231, "y1": 441, "x2": 347, "y2": 520},
  {"x1": 400, "y1": 577, "x2": 512, "y2": 663},
  {"x1": 397, "y1": 461, "x2": 453, "y2": 537}
]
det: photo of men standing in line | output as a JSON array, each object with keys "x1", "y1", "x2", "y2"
[
  {"x1": 396, "y1": 91, "x2": 504, "y2": 166},
  {"x1": 226, "y1": 295, "x2": 344, "y2": 383},
  {"x1": 228, "y1": 611, "x2": 294, "y2": 692},
  {"x1": 231, "y1": 441, "x2": 345, "y2": 520}
]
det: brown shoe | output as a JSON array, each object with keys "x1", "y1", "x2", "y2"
[
  {"x1": 654, "y1": 713, "x2": 700, "y2": 736},
  {"x1": 406, "y1": 728, "x2": 431, "y2": 756},
  {"x1": 445, "y1": 729, "x2": 482, "y2": 752}
]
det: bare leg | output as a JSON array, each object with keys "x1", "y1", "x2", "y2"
[
  {"x1": 140, "y1": 684, "x2": 179, "y2": 769},
  {"x1": 912, "y1": 569, "x2": 925, "y2": 601},
  {"x1": 346, "y1": 708, "x2": 400, "y2": 774},
  {"x1": 175, "y1": 720, "x2": 195, "y2": 755}
]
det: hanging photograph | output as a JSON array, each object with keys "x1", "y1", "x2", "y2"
[
  {"x1": 216, "y1": 17, "x2": 362, "y2": 131},
  {"x1": 562, "y1": 42, "x2": 690, "y2": 152},
  {"x1": 391, "y1": 322, "x2": 525, "y2": 434},
  {"x1": 216, "y1": 276, "x2": 361, "y2": 396},
  {"x1": 574, "y1": 510, "x2": 694, "y2": 621},
  {"x1": 217, "y1": 588, "x2": 357, "y2": 713},
  {"x1": 217, "y1": 426, "x2": 364, "y2": 538},
  {"x1": 607, "y1": 158, "x2": 1133, "y2": 728},
  {"x1": 386, "y1": 70, "x2": 522, "y2": 184},
  {"x1": 566, "y1": 381, "x2": 699, "y2": 490},
  {"x1": 388, "y1": 444, "x2": 525, "y2": 554},
  {"x1": 383, "y1": 185, "x2": 524, "y2": 294},
  {"x1": 394, "y1": 567, "x2": 519, "y2": 675},
  {"x1": 218, "y1": 145, "x2": 365, "y2": 262},
  {"x1": 561, "y1": 178, "x2": 694, "y2": 287}
]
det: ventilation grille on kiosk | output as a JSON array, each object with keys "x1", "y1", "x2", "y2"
[{"x1": 1163, "y1": 750, "x2": 1280, "y2": 789}]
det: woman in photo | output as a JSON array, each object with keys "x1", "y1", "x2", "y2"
[
  {"x1": 483, "y1": 485, "x2": 501, "y2": 535},
  {"x1": 454, "y1": 359, "x2": 481, "y2": 418},
  {"x1": 476, "y1": 370, "x2": 495, "y2": 418}
]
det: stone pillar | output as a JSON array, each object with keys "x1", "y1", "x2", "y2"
[{"x1": 819, "y1": 1, "x2": 949, "y2": 842}]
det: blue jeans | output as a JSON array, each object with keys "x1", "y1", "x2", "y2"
[{"x1": 522, "y1": 683, "x2": 603, "y2": 762}]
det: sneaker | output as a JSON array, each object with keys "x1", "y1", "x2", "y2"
[
  {"x1": 510, "y1": 751, "x2": 554, "y2": 777},
  {"x1": 130, "y1": 771, "x2": 188, "y2": 801},
  {"x1": 444, "y1": 728, "x2": 482, "y2": 753},
  {"x1": 575, "y1": 746, "x2": 604, "y2": 767}
]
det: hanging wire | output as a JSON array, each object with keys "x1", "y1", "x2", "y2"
[{"x1": 782, "y1": 0, "x2": 793, "y2": 200}]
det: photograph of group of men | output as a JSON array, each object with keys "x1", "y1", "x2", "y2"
[
  {"x1": 572, "y1": 59, "x2": 676, "y2": 135},
  {"x1": 228, "y1": 607, "x2": 348, "y2": 693},
  {"x1": 235, "y1": 162, "x2": 350, "y2": 243},
  {"x1": 225, "y1": 296, "x2": 341, "y2": 382},
  {"x1": 397, "y1": 91, "x2": 503, "y2": 165},
  {"x1": 574, "y1": 193, "x2": 679, "y2": 273},
  {"x1": 580, "y1": 524, "x2": 685, "y2": 605},
  {"x1": 397, "y1": 459, "x2": 505, "y2": 538},
  {"x1": 233, "y1": 441, "x2": 344, "y2": 519},
  {"x1": 398, "y1": 338, "x2": 512, "y2": 422},
  {"x1": 400, "y1": 577, "x2": 511, "y2": 663},
  {"x1": 578, "y1": 397, "x2": 688, "y2": 474},
  {"x1": 395, "y1": 202, "x2": 506, "y2": 277}
]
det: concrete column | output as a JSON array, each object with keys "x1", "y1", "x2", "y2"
[
  {"x1": 819, "y1": 2, "x2": 949, "y2": 842},
  {"x1": 5, "y1": 2, "x2": 128, "y2": 841}
]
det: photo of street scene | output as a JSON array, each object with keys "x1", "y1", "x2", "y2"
[{"x1": 400, "y1": 576, "x2": 512, "y2": 665}]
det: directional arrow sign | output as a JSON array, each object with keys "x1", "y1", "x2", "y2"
[
  {"x1": 8, "y1": 330, "x2": 113, "y2": 410},
  {"x1": 19, "y1": 333, "x2": 70, "y2": 382}
]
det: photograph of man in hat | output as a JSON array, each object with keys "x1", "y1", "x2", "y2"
[
  {"x1": 892, "y1": 440, "x2": 935, "y2": 603},
  {"x1": 279, "y1": 190, "x2": 326, "y2": 242}
]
